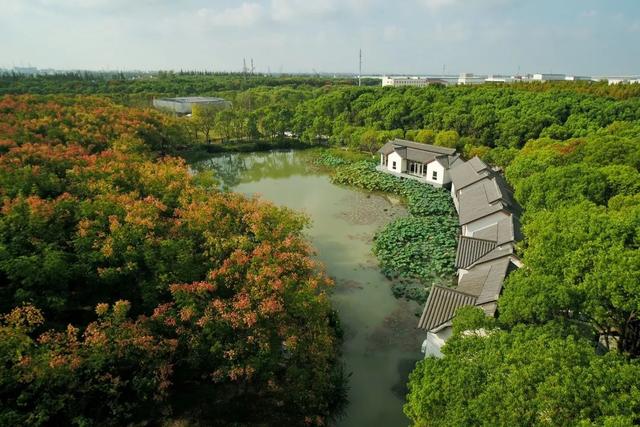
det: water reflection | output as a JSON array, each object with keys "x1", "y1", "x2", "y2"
[{"x1": 192, "y1": 150, "x2": 313, "y2": 189}]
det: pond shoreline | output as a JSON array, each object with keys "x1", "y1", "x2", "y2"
[{"x1": 193, "y1": 149, "x2": 423, "y2": 427}]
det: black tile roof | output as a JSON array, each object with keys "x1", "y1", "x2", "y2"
[
  {"x1": 378, "y1": 139, "x2": 457, "y2": 157},
  {"x1": 455, "y1": 236, "x2": 497, "y2": 269},
  {"x1": 417, "y1": 285, "x2": 477, "y2": 332}
]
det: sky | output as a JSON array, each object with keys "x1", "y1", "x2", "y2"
[{"x1": 1, "y1": 0, "x2": 639, "y2": 76}]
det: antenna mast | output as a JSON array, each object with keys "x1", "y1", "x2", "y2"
[
  {"x1": 358, "y1": 49, "x2": 362, "y2": 86},
  {"x1": 242, "y1": 58, "x2": 248, "y2": 82}
]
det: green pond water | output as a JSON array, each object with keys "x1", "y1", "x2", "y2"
[{"x1": 193, "y1": 150, "x2": 424, "y2": 427}]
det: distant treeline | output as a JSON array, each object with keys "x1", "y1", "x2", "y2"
[
  {"x1": 4, "y1": 74, "x2": 639, "y2": 165},
  {"x1": 0, "y1": 72, "x2": 378, "y2": 99},
  {"x1": 173, "y1": 83, "x2": 640, "y2": 168}
]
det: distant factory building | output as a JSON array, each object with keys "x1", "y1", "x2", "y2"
[
  {"x1": 152, "y1": 97, "x2": 231, "y2": 115},
  {"x1": 382, "y1": 76, "x2": 448, "y2": 87},
  {"x1": 531, "y1": 73, "x2": 566, "y2": 82},
  {"x1": 457, "y1": 73, "x2": 485, "y2": 85},
  {"x1": 485, "y1": 75, "x2": 515, "y2": 83},
  {"x1": 607, "y1": 78, "x2": 631, "y2": 85},
  {"x1": 565, "y1": 75, "x2": 593, "y2": 81}
]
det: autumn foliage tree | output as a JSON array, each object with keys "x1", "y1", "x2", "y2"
[{"x1": 0, "y1": 95, "x2": 344, "y2": 425}]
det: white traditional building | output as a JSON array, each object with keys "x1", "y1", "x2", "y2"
[
  {"x1": 377, "y1": 139, "x2": 462, "y2": 187},
  {"x1": 418, "y1": 156, "x2": 521, "y2": 358}
]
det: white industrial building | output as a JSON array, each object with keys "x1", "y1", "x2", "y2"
[
  {"x1": 485, "y1": 75, "x2": 515, "y2": 83},
  {"x1": 152, "y1": 97, "x2": 230, "y2": 115},
  {"x1": 382, "y1": 76, "x2": 448, "y2": 87},
  {"x1": 531, "y1": 73, "x2": 566, "y2": 82},
  {"x1": 608, "y1": 78, "x2": 628, "y2": 85},
  {"x1": 565, "y1": 75, "x2": 593, "y2": 81},
  {"x1": 458, "y1": 73, "x2": 486, "y2": 85}
]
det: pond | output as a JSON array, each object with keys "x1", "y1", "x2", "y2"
[{"x1": 193, "y1": 150, "x2": 424, "y2": 427}]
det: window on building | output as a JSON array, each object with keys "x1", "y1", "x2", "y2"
[
  {"x1": 392, "y1": 161, "x2": 397, "y2": 170},
  {"x1": 432, "y1": 170, "x2": 438, "y2": 180}
]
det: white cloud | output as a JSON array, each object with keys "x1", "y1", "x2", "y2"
[
  {"x1": 270, "y1": 0, "x2": 339, "y2": 22},
  {"x1": 419, "y1": 0, "x2": 459, "y2": 10},
  {"x1": 197, "y1": 3, "x2": 264, "y2": 28},
  {"x1": 37, "y1": 0, "x2": 161, "y2": 10},
  {"x1": 418, "y1": 0, "x2": 512, "y2": 11},
  {"x1": 383, "y1": 25, "x2": 403, "y2": 41},
  {"x1": 431, "y1": 21, "x2": 469, "y2": 42},
  {"x1": 580, "y1": 9, "x2": 597, "y2": 18}
]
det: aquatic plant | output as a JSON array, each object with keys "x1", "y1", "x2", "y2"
[
  {"x1": 313, "y1": 156, "x2": 459, "y2": 303},
  {"x1": 330, "y1": 161, "x2": 455, "y2": 217},
  {"x1": 373, "y1": 216, "x2": 458, "y2": 285}
]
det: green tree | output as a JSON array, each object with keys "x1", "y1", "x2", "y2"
[
  {"x1": 435, "y1": 130, "x2": 460, "y2": 149},
  {"x1": 405, "y1": 310, "x2": 640, "y2": 427},
  {"x1": 499, "y1": 200, "x2": 640, "y2": 354},
  {"x1": 514, "y1": 164, "x2": 608, "y2": 215},
  {"x1": 415, "y1": 129, "x2": 436, "y2": 144},
  {"x1": 191, "y1": 103, "x2": 222, "y2": 142}
]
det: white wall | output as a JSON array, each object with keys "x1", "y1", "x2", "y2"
[
  {"x1": 421, "y1": 327, "x2": 452, "y2": 358},
  {"x1": 462, "y1": 211, "x2": 511, "y2": 237},
  {"x1": 451, "y1": 183, "x2": 459, "y2": 212},
  {"x1": 426, "y1": 161, "x2": 446, "y2": 187},
  {"x1": 387, "y1": 151, "x2": 405, "y2": 173}
]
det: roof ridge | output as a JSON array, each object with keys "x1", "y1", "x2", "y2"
[
  {"x1": 468, "y1": 246, "x2": 518, "y2": 269},
  {"x1": 432, "y1": 284, "x2": 479, "y2": 299},
  {"x1": 455, "y1": 236, "x2": 499, "y2": 269},
  {"x1": 417, "y1": 285, "x2": 478, "y2": 331},
  {"x1": 459, "y1": 235, "x2": 498, "y2": 244},
  {"x1": 390, "y1": 138, "x2": 457, "y2": 154}
]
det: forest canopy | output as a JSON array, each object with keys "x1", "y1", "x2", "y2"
[
  {"x1": 405, "y1": 109, "x2": 640, "y2": 425},
  {"x1": 0, "y1": 95, "x2": 345, "y2": 425},
  {"x1": 1, "y1": 74, "x2": 639, "y2": 426}
]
